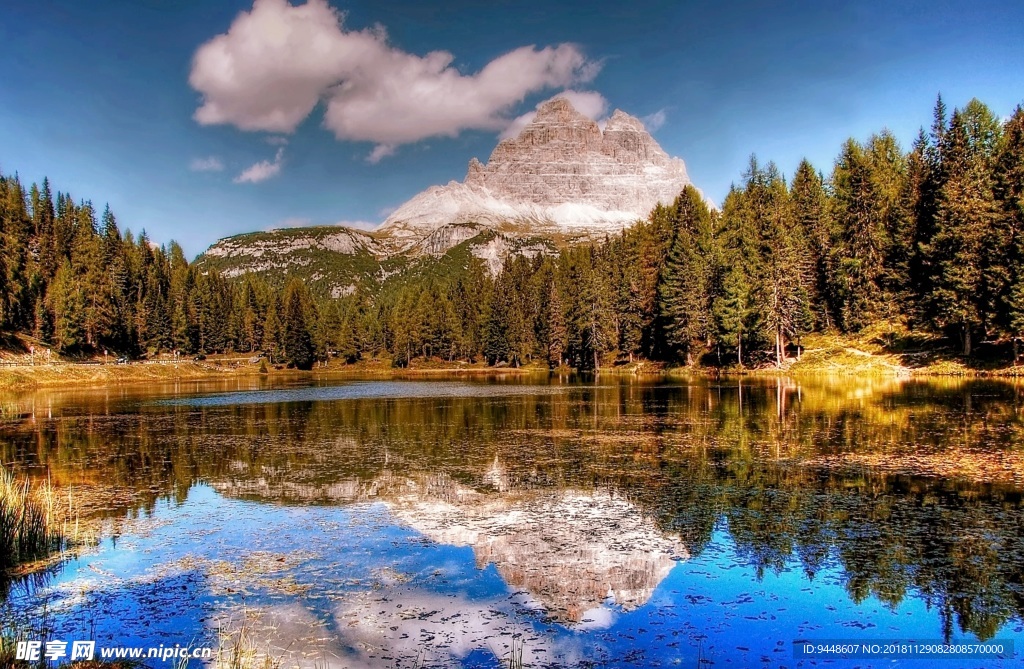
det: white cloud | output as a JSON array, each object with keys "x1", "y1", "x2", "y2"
[
  {"x1": 190, "y1": 156, "x2": 224, "y2": 172},
  {"x1": 264, "y1": 219, "x2": 376, "y2": 232},
  {"x1": 499, "y1": 90, "x2": 608, "y2": 140},
  {"x1": 270, "y1": 217, "x2": 377, "y2": 231},
  {"x1": 642, "y1": 109, "x2": 667, "y2": 132},
  {"x1": 274, "y1": 217, "x2": 311, "y2": 228},
  {"x1": 190, "y1": 0, "x2": 600, "y2": 155},
  {"x1": 265, "y1": 135, "x2": 290, "y2": 146},
  {"x1": 234, "y1": 147, "x2": 284, "y2": 184},
  {"x1": 334, "y1": 219, "x2": 378, "y2": 231},
  {"x1": 366, "y1": 144, "x2": 396, "y2": 164}
]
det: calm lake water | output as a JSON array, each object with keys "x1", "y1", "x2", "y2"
[{"x1": 2, "y1": 375, "x2": 1024, "y2": 668}]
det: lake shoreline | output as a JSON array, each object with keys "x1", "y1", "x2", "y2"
[
  {"x1": 3, "y1": 356, "x2": 1023, "y2": 391},
  {"x1": 5, "y1": 328, "x2": 1024, "y2": 390},
  {"x1": 0, "y1": 359, "x2": 549, "y2": 390},
  {"x1": 0, "y1": 361, "x2": 266, "y2": 391}
]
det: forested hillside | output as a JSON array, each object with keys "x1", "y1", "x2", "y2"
[{"x1": 1, "y1": 96, "x2": 1022, "y2": 371}]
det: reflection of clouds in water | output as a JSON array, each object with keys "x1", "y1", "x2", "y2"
[
  {"x1": 574, "y1": 606, "x2": 616, "y2": 630},
  {"x1": 153, "y1": 381, "x2": 566, "y2": 407},
  {"x1": 213, "y1": 603, "x2": 339, "y2": 667},
  {"x1": 224, "y1": 587, "x2": 593, "y2": 668}
]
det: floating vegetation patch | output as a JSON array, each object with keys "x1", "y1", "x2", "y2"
[{"x1": 803, "y1": 448, "x2": 1024, "y2": 486}]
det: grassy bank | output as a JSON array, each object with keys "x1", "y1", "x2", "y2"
[
  {"x1": 663, "y1": 323, "x2": 1024, "y2": 379},
  {"x1": 0, "y1": 361, "x2": 268, "y2": 391},
  {"x1": 4, "y1": 323, "x2": 1023, "y2": 391},
  {"x1": 0, "y1": 359, "x2": 550, "y2": 392}
]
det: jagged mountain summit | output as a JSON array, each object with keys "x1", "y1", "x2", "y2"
[
  {"x1": 379, "y1": 97, "x2": 694, "y2": 247},
  {"x1": 197, "y1": 97, "x2": 697, "y2": 293}
]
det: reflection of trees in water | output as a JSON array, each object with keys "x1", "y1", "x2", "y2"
[
  {"x1": 694, "y1": 466, "x2": 1024, "y2": 641},
  {"x1": 2, "y1": 378, "x2": 1024, "y2": 638}
]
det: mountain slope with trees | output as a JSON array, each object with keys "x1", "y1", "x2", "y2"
[{"x1": 2, "y1": 96, "x2": 1023, "y2": 372}]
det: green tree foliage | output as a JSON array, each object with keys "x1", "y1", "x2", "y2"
[
  {"x1": 999, "y1": 107, "x2": 1024, "y2": 339},
  {"x1": 791, "y1": 159, "x2": 839, "y2": 330},
  {"x1": 2, "y1": 93, "x2": 1022, "y2": 367},
  {"x1": 656, "y1": 185, "x2": 719, "y2": 364},
  {"x1": 927, "y1": 101, "x2": 1002, "y2": 355},
  {"x1": 282, "y1": 280, "x2": 316, "y2": 370},
  {"x1": 47, "y1": 261, "x2": 84, "y2": 353}
]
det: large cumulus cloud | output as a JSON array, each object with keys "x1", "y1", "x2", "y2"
[{"x1": 190, "y1": 0, "x2": 601, "y2": 160}]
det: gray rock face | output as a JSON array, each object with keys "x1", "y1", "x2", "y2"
[
  {"x1": 467, "y1": 98, "x2": 689, "y2": 210},
  {"x1": 380, "y1": 97, "x2": 694, "y2": 247},
  {"x1": 197, "y1": 98, "x2": 699, "y2": 283}
]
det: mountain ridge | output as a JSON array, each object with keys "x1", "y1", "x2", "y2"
[
  {"x1": 378, "y1": 97, "x2": 694, "y2": 247},
  {"x1": 197, "y1": 96, "x2": 697, "y2": 292}
]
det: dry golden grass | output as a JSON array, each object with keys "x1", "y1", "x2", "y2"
[
  {"x1": 0, "y1": 361, "x2": 270, "y2": 391},
  {"x1": 0, "y1": 466, "x2": 86, "y2": 571}
]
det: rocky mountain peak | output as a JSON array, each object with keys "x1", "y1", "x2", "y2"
[
  {"x1": 533, "y1": 95, "x2": 595, "y2": 123},
  {"x1": 438, "y1": 97, "x2": 691, "y2": 218},
  {"x1": 199, "y1": 98, "x2": 700, "y2": 286},
  {"x1": 605, "y1": 108, "x2": 647, "y2": 132},
  {"x1": 380, "y1": 95, "x2": 694, "y2": 246}
]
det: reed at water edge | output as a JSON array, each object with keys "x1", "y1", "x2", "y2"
[{"x1": 0, "y1": 465, "x2": 80, "y2": 572}]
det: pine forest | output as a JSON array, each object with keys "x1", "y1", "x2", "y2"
[{"x1": 2, "y1": 96, "x2": 1023, "y2": 372}]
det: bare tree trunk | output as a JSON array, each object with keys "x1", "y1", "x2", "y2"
[{"x1": 775, "y1": 327, "x2": 782, "y2": 368}]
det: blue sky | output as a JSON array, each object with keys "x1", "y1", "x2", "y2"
[{"x1": 2, "y1": 0, "x2": 1023, "y2": 258}]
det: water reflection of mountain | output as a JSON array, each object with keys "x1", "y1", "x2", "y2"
[
  {"x1": 3, "y1": 377, "x2": 1024, "y2": 638},
  {"x1": 214, "y1": 469, "x2": 687, "y2": 623}
]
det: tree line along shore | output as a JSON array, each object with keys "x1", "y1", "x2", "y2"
[{"x1": 1, "y1": 95, "x2": 1023, "y2": 379}]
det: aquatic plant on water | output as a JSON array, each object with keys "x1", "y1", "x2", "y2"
[{"x1": 211, "y1": 609, "x2": 282, "y2": 669}]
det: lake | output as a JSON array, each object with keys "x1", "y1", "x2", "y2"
[{"x1": 1, "y1": 374, "x2": 1023, "y2": 668}]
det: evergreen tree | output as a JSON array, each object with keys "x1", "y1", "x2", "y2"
[
  {"x1": 47, "y1": 261, "x2": 84, "y2": 353},
  {"x1": 791, "y1": 159, "x2": 839, "y2": 329},
  {"x1": 581, "y1": 246, "x2": 617, "y2": 369},
  {"x1": 262, "y1": 294, "x2": 282, "y2": 362},
  {"x1": 929, "y1": 103, "x2": 1002, "y2": 355},
  {"x1": 656, "y1": 185, "x2": 718, "y2": 364},
  {"x1": 546, "y1": 279, "x2": 568, "y2": 367},
  {"x1": 282, "y1": 280, "x2": 315, "y2": 370},
  {"x1": 0, "y1": 174, "x2": 31, "y2": 329},
  {"x1": 832, "y1": 139, "x2": 888, "y2": 330},
  {"x1": 336, "y1": 295, "x2": 366, "y2": 363},
  {"x1": 866, "y1": 131, "x2": 913, "y2": 314},
  {"x1": 998, "y1": 107, "x2": 1024, "y2": 342},
  {"x1": 905, "y1": 129, "x2": 938, "y2": 314},
  {"x1": 714, "y1": 261, "x2": 755, "y2": 367},
  {"x1": 746, "y1": 159, "x2": 811, "y2": 366},
  {"x1": 482, "y1": 283, "x2": 511, "y2": 365}
]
